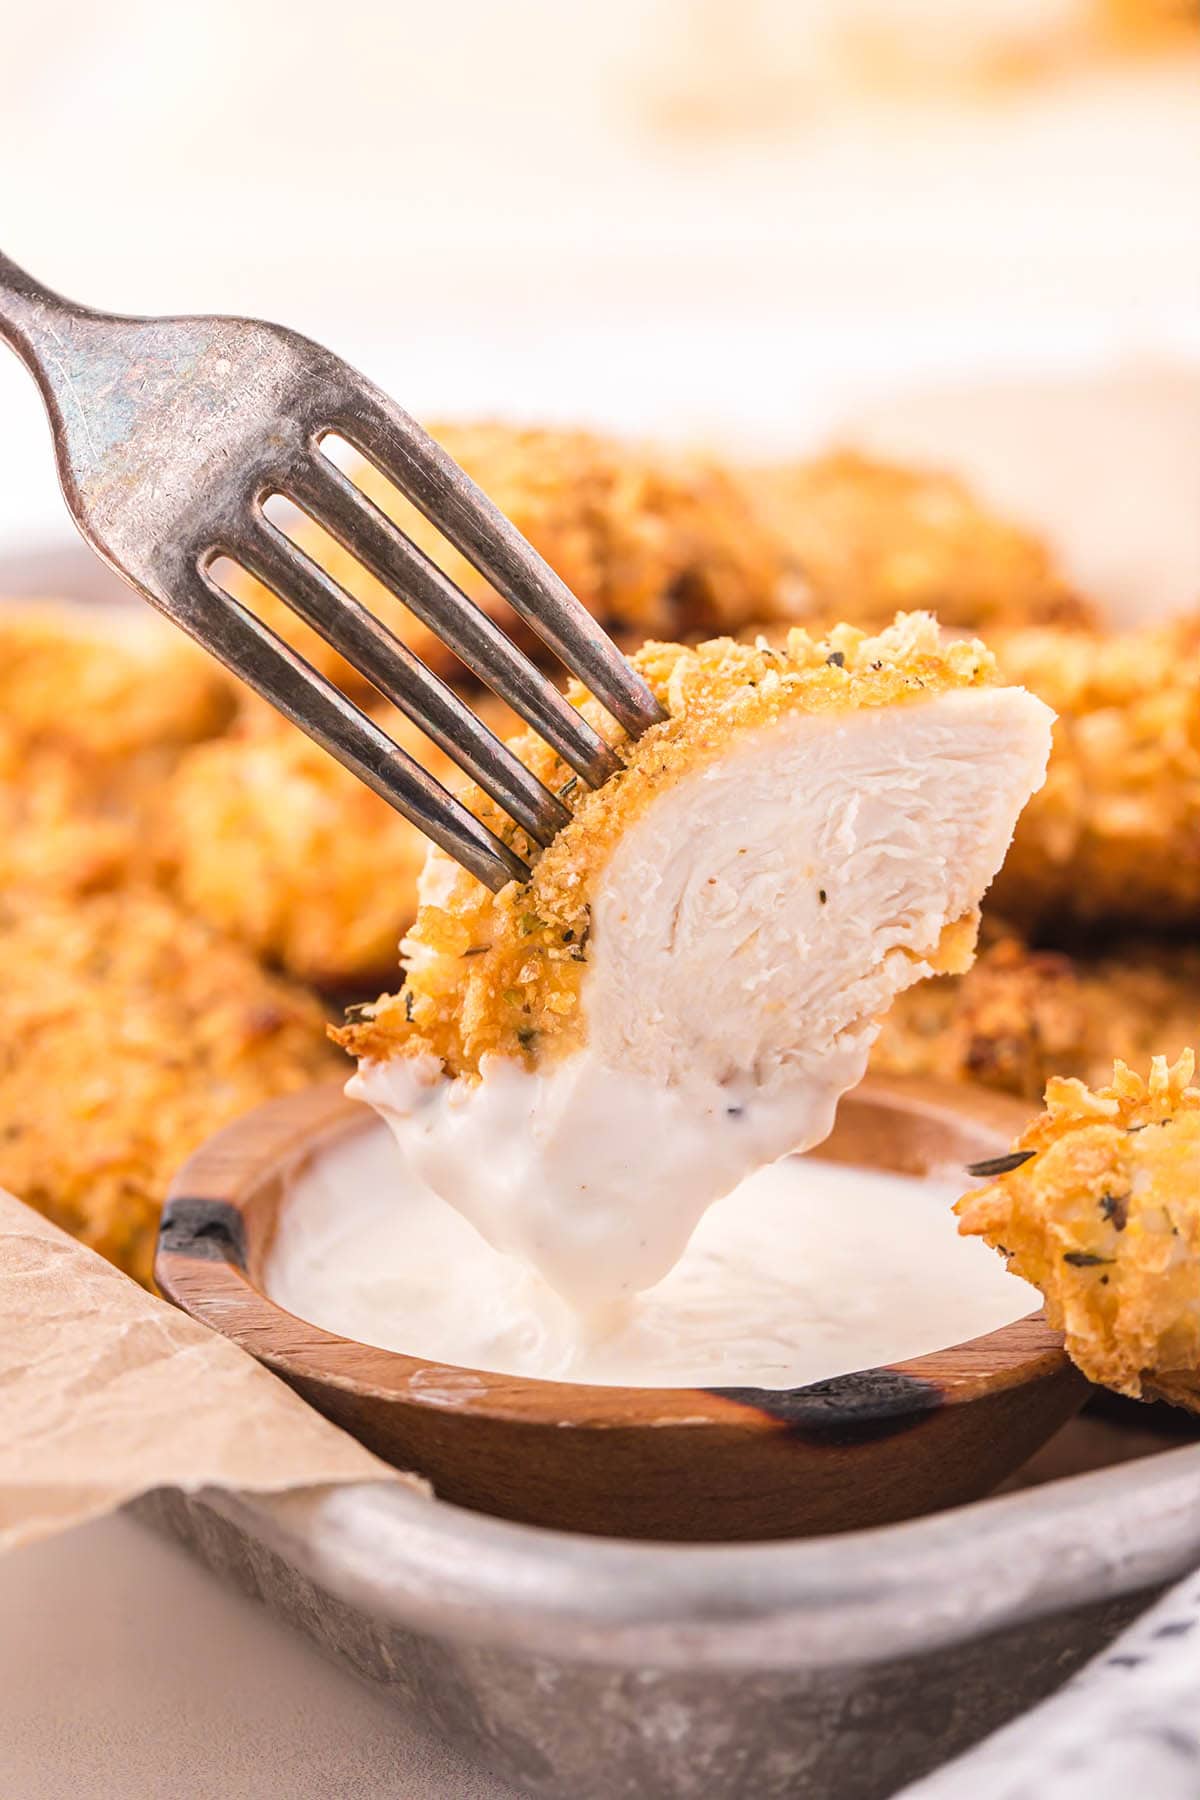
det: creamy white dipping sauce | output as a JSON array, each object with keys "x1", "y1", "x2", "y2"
[{"x1": 266, "y1": 1125, "x2": 1034, "y2": 1390}]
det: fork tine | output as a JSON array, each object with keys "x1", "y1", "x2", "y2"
[
  {"x1": 235, "y1": 518, "x2": 570, "y2": 848},
  {"x1": 328, "y1": 394, "x2": 668, "y2": 739},
  {"x1": 162, "y1": 561, "x2": 530, "y2": 891},
  {"x1": 284, "y1": 454, "x2": 624, "y2": 788}
]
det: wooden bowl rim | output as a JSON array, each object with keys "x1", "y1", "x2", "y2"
[{"x1": 156, "y1": 1074, "x2": 1072, "y2": 1435}]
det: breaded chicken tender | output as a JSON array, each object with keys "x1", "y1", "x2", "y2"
[
  {"x1": 232, "y1": 424, "x2": 793, "y2": 691},
  {"x1": 338, "y1": 615, "x2": 1052, "y2": 1304},
  {"x1": 338, "y1": 617, "x2": 1031, "y2": 1073},
  {"x1": 957, "y1": 1052, "x2": 1200, "y2": 1407},
  {"x1": 0, "y1": 604, "x2": 235, "y2": 899},
  {"x1": 229, "y1": 434, "x2": 1086, "y2": 693},
  {"x1": 163, "y1": 718, "x2": 428, "y2": 990},
  {"x1": 163, "y1": 695, "x2": 516, "y2": 990},
  {"x1": 872, "y1": 935, "x2": 1200, "y2": 1103},
  {"x1": 0, "y1": 741, "x2": 150, "y2": 897},
  {"x1": 988, "y1": 616, "x2": 1200, "y2": 928},
  {"x1": 753, "y1": 451, "x2": 1091, "y2": 633},
  {"x1": 0, "y1": 602, "x2": 233, "y2": 759},
  {"x1": 0, "y1": 889, "x2": 342, "y2": 1286}
]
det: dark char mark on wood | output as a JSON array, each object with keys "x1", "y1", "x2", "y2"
[
  {"x1": 158, "y1": 1196, "x2": 248, "y2": 1269},
  {"x1": 710, "y1": 1367, "x2": 943, "y2": 1445}
]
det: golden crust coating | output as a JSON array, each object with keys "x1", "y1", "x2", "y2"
[
  {"x1": 871, "y1": 934, "x2": 1200, "y2": 1104},
  {"x1": 956, "y1": 1052, "x2": 1200, "y2": 1406},
  {"x1": 752, "y1": 451, "x2": 1092, "y2": 633},
  {"x1": 0, "y1": 604, "x2": 235, "y2": 901},
  {"x1": 334, "y1": 613, "x2": 998, "y2": 1076},
  {"x1": 232, "y1": 424, "x2": 794, "y2": 690},
  {"x1": 0, "y1": 743, "x2": 152, "y2": 898},
  {"x1": 872, "y1": 934, "x2": 1088, "y2": 1100},
  {"x1": 993, "y1": 617, "x2": 1200, "y2": 711},
  {"x1": 161, "y1": 696, "x2": 516, "y2": 990},
  {"x1": 0, "y1": 889, "x2": 342, "y2": 1287},
  {"x1": 987, "y1": 617, "x2": 1200, "y2": 928},
  {"x1": 231, "y1": 437, "x2": 1088, "y2": 688},
  {"x1": 0, "y1": 603, "x2": 233, "y2": 759}
]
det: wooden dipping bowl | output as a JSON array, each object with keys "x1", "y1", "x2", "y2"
[{"x1": 156, "y1": 1075, "x2": 1088, "y2": 1542}]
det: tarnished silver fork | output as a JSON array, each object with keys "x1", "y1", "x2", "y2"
[{"x1": 0, "y1": 252, "x2": 665, "y2": 889}]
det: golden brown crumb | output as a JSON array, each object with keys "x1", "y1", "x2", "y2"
[
  {"x1": 752, "y1": 450, "x2": 1091, "y2": 632},
  {"x1": 0, "y1": 889, "x2": 342, "y2": 1286},
  {"x1": 231, "y1": 424, "x2": 793, "y2": 691},
  {"x1": 0, "y1": 603, "x2": 232, "y2": 759},
  {"x1": 871, "y1": 934, "x2": 1200, "y2": 1103},
  {"x1": 0, "y1": 741, "x2": 152, "y2": 898},
  {"x1": 993, "y1": 617, "x2": 1200, "y2": 711},
  {"x1": 162, "y1": 695, "x2": 516, "y2": 989},
  {"x1": 229, "y1": 434, "x2": 1088, "y2": 690},
  {"x1": 334, "y1": 613, "x2": 998, "y2": 1075},
  {"x1": 0, "y1": 604, "x2": 236, "y2": 901},
  {"x1": 987, "y1": 616, "x2": 1200, "y2": 928},
  {"x1": 956, "y1": 1051, "x2": 1200, "y2": 1406},
  {"x1": 872, "y1": 934, "x2": 1088, "y2": 1100}
]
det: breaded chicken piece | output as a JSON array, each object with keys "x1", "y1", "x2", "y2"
[
  {"x1": 872, "y1": 934, "x2": 1089, "y2": 1099},
  {"x1": 752, "y1": 451, "x2": 1091, "y2": 633},
  {"x1": 0, "y1": 742, "x2": 153, "y2": 898},
  {"x1": 988, "y1": 617, "x2": 1200, "y2": 927},
  {"x1": 231, "y1": 424, "x2": 793, "y2": 691},
  {"x1": 872, "y1": 935, "x2": 1200, "y2": 1103},
  {"x1": 0, "y1": 889, "x2": 342, "y2": 1287},
  {"x1": 0, "y1": 603, "x2": 235, "y2": 900},
  {"x1": 992, "y1": 617, "x2": 1200, "y2": 712},
  {"x1": 956, "y1": 1052, "x2": 1200, "y2": 1407},
  {"x1": 163, "y1": 694, "x2": 519, "y2": 990},
  {"x1": 0, "y1": 602, "x2": 232, "y2": 759},
  {"x1": 338, "y1": 615, "x2": 1052, "y2": 1304},
  {"x1": 750, "y1": 609, "x2": 1200, "y2": 865},
  {"x1": 231, "y1": 435, "x2": 1087, "y2": 691},
  {"x1": 337, "y1": 616, "x2": 1032, "y2": 1074}
]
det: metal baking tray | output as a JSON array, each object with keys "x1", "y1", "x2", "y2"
[{"x1": 132, "y1": 1428, "x2": 1200, "y2": 1800}]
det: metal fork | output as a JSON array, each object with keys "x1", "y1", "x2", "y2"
[{"x1": 0, "y1": 252, "x2": 666, "y2": 890}]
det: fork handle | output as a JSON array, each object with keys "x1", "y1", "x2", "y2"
[{"x1": 0, "y1": 252, "x2": 94, "y2": 389}]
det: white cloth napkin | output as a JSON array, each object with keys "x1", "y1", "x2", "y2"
[{"x1": 900, "y1": 1565, "x2": 1200, "y2": 1797}]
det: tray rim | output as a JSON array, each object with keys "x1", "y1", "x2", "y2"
[{"x1": 184, "y1": 1435, "x2": 1200, "y2": 1673}]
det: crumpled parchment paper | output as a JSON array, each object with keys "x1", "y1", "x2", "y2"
[{"x1": 0, "y1": 1187, "x2": 409, "y2": 1554}]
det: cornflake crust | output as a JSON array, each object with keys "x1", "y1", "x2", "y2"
[
  {"x1": 751, "y1": 450, "x2": 1091, "y2": 633},
  {"x1": 988, "y1": 615, "x2": 1200, "y2": 929},
  {"x1": 956, "y1": 1051, "x2": 1200, "y2": 1407},
  {"x1": 160, "y1": 694, "x2": 515, "y2": 989},
  {"x1": 231, "y1": 424, "x2": 794, "y2": 690},
  {"x1": 224, "y1": 431, "x2": 1084, "y2": 700},
  {"x1": 0, "y1": 602, "x2": 232, "y2": 760},
  {"x1": 0, "y1": 889, "x2": 342, "y2": 1287},
  {"x1": 0, "y1": 740, "x2": 154, "y2": 899},
  {"x1": 334, "y1": 612, "x2": 999, "y2": 1077},
  {"x1": 0, "y1": 603, "x2": 235, "y2": 902},
  {"x1": 871, "y1": 933, "x2": 1200, "y2": 1104}
]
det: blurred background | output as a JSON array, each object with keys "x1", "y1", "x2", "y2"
[{"x1": 3, "y1": 0, "x2": 1199, "y2": 588}]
